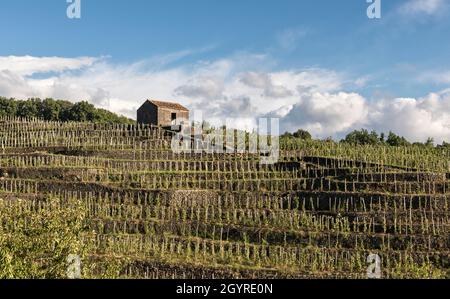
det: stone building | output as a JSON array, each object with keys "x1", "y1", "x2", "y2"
[{"x1": 137, "y1": 100, "x2": 189, "y2": 127}]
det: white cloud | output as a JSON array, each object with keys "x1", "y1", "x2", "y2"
[
  {"x1": 0, "y1": 55, "x2": 97, "y2": 76},
  {"x1": 239, "y1": 72, "x2": 293, "y2": 98},
  {"x1": 0, "y1": 70, "x2": 34, "y2": 99},
  {"x1": 276, "y1": 27, "x2": 309, "y2": 51},
  {"x1": 399, "y1": 0, "x2": 447, "y2": 16},
  {"x1": 418, "y1": 70, "x2": 450, "y2": 84},
  {"x1": 367, "y1": 92, "x2": 450, "y2": 144},
  {"x1": 175, "y1": 78, "x2": 224, "y2": 100},
  {"x1": 275, "y1": 91, "x2": 368, "y2": 138},
  {"x1": 0, "y1": 54, "x2": 449, "y2": 143}
]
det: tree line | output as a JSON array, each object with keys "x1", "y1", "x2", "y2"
[
  {"x1": 0, "y1": 97, "x2": 134, "y2": 124},
  {"x1": 1, "y1": 97, "x2": 447, "y2": 148},
  {"x1": 282, "y1": 128, "x2": 449, "y2": 148}
]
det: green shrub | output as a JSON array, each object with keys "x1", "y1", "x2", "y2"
[{"x1": 0, "y1": 197, "x2": 90, "y2": 279}]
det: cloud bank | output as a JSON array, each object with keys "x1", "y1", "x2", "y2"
[{"x1": 0, "y1": 54, "x2": 449, "y2": 143}]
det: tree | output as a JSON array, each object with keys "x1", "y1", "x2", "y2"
[
  {"x1": 0, "y1": 97, "x2": 17, "y2": 116},
  {"x1": 0, "y1": 97, "x2": 134, "y2": 124},
  {"x1": 342, "y1": 129, "x2": 380, "y2": 145},
  {"x1": 16, "y1": 99, "x2": 40, "y2": 118},
  {"x1": 280, "y1": 129, "x2": 312, "y2": 141},
  {"x1": 40, "y1": 98, "x2": 61, "y2": 121},
  {"x1": 66, "y1": 101, "x2": 97, "y2": 122},
  {"x1": 386, "y1": 132, "x2": 410, "y2": 147},
  {"x1": 293, "y1": 129, "x2": 312, "y2": 140},
  {"x1": 425, "y1": 137, "x2": 434, "y2": 147},
  {"x1": 280, "y1": 132, "x2": 293, "y2": 138},
  {"x1": 437, "y1": 141, "x2": 450, "y2": 149}
]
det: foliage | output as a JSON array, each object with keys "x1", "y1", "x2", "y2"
[
  {"x1": 0, "y1": 97, "x2": 134, "y2": 124},
  {"x1": 0, "y1": 197, "x2": 90, "y2": 279},
  {"x1": 437, "y1": 141, "x2": 450, "y2": 149},
  {"x1": 282, "y1": 129, "x2": 312, "y2": 140},
  {"x1": 339, "y1": 129, "x2": 447, "y2": 148},
  {"x1": 341, "y1": 129, "x2": 380, "y2": 145},
  {"x1": 385, "y1": 131, "x2": 410, "y2": 146},
  {"x1": 281, "y1": 128, "x2": 449, "y2": 148},
  {"x1": 425, "y1": 137, "x2": 435, "y2": 147}
]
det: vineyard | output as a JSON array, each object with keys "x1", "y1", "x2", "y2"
[{"x1": 0, "y1": 116, "x2": 449, "y2": 279}]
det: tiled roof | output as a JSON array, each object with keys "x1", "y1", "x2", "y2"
[{"x1": 148, "y1": 100, "x2": 189, "y2": 111}]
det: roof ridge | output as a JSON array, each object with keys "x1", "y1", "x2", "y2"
[{"x1": 147, "y1": 99, "x2": 189, "y2": 111}]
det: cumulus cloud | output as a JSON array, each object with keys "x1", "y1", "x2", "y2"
[
  {"x1": 239, "y1": 72, "x2": 293, "y2": 98},
  {"x1": 0, "y1": 70, "x2": 34, "y2": 99},
  {"x1": 367, "y1": 92, "x2": 450, "y2": 144},
  {"x1": 274, "y1": 91, "x2": 368, "y2": 138},
  {"x1": 175, "y1": 77, "x2": 224, "y2": 100},
  {"x1": 0, "y1": 54, "x2": 449, "y2": 143}
]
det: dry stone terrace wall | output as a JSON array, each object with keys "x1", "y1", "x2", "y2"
[{"x1": 0, "y1": 117, "x2": 449, "y2": 278}]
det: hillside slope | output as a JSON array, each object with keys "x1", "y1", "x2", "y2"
[{"x1": 0, "y1": 117, "x2": 449, "y2": 278}]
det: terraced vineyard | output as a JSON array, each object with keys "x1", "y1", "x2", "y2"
[{"x1": 0, "y1": 116, "x2": 449, "y2": 278}]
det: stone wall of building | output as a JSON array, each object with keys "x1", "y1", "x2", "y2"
[
  {"x1": 137, "y1": 101, "x2": 158, "y2": 125},
  {"x1": 157, "y1": 108, "x2": 189, "y2": 126}
]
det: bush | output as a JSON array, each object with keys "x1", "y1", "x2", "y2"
[{"x1": 0, "y1": 197, "x2": 90, "y2": 279}]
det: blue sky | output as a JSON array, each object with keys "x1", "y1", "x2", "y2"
[{"x1": 0, "y1": 0, "x2": 449, "y2": 142}]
